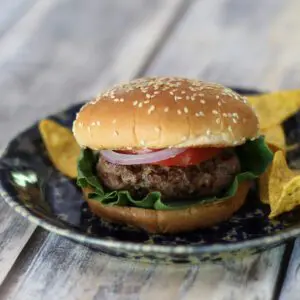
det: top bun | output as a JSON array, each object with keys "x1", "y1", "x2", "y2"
[{"x1": 73, "y1": 77, "x2": 259, "y2": 150}]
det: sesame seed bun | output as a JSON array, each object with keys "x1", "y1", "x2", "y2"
[
  {"x1": 73, "y1": 77, "x2": 259, "y2": 150},
  {"x1": 83, "y1": 181, "x2": 251, "y2": 233}
]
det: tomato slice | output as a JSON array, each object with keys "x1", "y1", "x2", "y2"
[{"x1": 154, "y1": 147, "x2": 222, "y2": 167}]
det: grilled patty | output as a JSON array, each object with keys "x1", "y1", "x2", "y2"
[{"x1": 96, "y1": 149, "x2": 241, "y2": 200}]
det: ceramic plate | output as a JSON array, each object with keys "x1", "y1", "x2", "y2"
[{"x1": 1, "y1": 88, "x2": 300, "y2": 264}]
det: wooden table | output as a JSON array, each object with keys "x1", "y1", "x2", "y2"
[{"x1": 0, "y1": 1, "x2": 300, "y2": 299}]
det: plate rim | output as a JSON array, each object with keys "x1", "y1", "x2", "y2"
[{"x1": 1, "y1": 87, "x2": 299, "y2": 255}]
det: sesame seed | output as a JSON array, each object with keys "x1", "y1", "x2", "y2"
[
  {"x1": 191, "y1": 97, "x2": 196, "y2": 101},
  {"x1": 184, "y1": 107, "x2": 189, "y2": 113},
  {"x1": 212, "y1": 110, "x2": 218, "y2": 115},
  {"x1": 195, "y1": 111, "x2": 204, "y2": 117},
  {"x1": 96, "y1": 121, "x2": 101, "y2": 126},
  {"x1": 144, "y1": 100, "x2": 150, "y2": 104},
  {"x1": 177, "y1": 109, "x2": 182, "y2": 115},
  {"x1": 216, "y1": 95, "x2": 220, "y2": 99},
  {"x1": 138, "y1": 102, "x2": 143, "y2": 108},
  {"x1": 181, "y1": 136, "x2": 187, "y2": 141},
  {"x1": 206, "y1": 130, "x2": 211, "y2": 135},
  {"x1": 233, "y1": 113, "x2": 239, "y2": 118},
  {"x1": 140, "y1": 140, "x2": 145, "y2": 146},
  {"x1": 250, "y1": 137, "x2": 257, "y2": 141},
  {"x1": 164, "y1": 107, "x2": 169, "y2": 112},
  {"x1": 169, "y1": 91, "x2": 174, "y2": 95},
  {"x1": 133, "y1": 100, "x2": 138, "y2": 106},
  {"x1": 154, "y1": 127, "x2": 160, "y2": 132},
  {"x1": 112, "y1": 119, "x2": 116, "y2": 124},
  {"x1": 78, "y1": 122, "x2": 83, "y2": 127},
  {"x1": 148, "y1": 105, "x2": 155, "y2": 114},
  {"x1": 120, "y1": 98, "x2": 124, "y2": 102},
  {"x1": 181, "y1": 90, "x2": 186, "y2": 94},
  {"x1": 233, "y1": 141, "x2": 239, "y2": 145},
  {"x1": 228, "y1": 126, "x2": 233, "y2": 132},
  {"x1": 218, "y1": 101, "x2": 222, "y2": 106},
  {"x1": 146, "y1": 94, "x2": 151, "y2": 99},
  {"x1": 233, "y1": 119, "x2": 237, "y2": 124},
  {"x1": 91, "y1": 122, "x2": 96, "y2": 126},
  {"x1": 199, "y1": 93, "x2": 204, "y2": 97},
  {"x1": 186, "y1": 96, "x2": 190, "y2": 100},
  {"x1": 222, "y1": 113, "x2": 227, "y2": 117},
  {"x1": 87, "y1": 126, "x2": 91, "y2": 133},
  {"x1": 216, "y1": 118, "x2": 221, "y2": 124},
  {"x1": 200, "y1": 100, "x2": 206, "y2": 104},
  {"x1": 114, "y1": 130, "x2": 119, "y2": 136}
]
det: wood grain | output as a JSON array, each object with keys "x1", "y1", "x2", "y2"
[
  {"x1": 147, "y1": 0, "x2": 300, "y2": 91},
  {"x1": 0, "y1": 234, "x2": 285, "y2": 300},
  {"x1": 279, "y1": 239, "x2": 300, "y2": 300},
  {"x1": 0, "y1": 0, "x2": 184, "y2": 291},
  {"x1": 0, "y1": 201, "x2": 35, "y2": 285},
  {"x1": 0, "y1": 0, "x2": 38, "y2": 39}
]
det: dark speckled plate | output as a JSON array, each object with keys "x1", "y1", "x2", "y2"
[{"x1": 1, "y1": 88, "x2": 300, "y2": 264}]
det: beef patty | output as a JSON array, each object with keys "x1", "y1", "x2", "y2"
[{"x1": 96, "y1": 149, "x2": 241, "y2": 200}]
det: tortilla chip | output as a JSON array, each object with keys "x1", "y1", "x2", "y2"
[
  {"x1": 261, "y1": 125, "x2": 286, "y2": 151},
  {"x1": 259, "y1": 164, "x2": 271, "y2": 204},
  {"x1": 260, "y1": 150, "x2": 300, "y2": 218},
  {"x1": 247, "y1": 90, "x2": 300, "y2": 129},
  {"x1": 39, "y1": 119, "x2": 80, "y2": 178}
]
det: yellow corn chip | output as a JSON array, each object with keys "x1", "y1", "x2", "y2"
[
  {"x1": 268, "y1": 151, "x2": 295, "y2": 217},
  {"x1": 275, "y1": 177, "x2": 300, "y2": 216},
  {"x1": 261, "y1": 150, "x2": 300, "y2": 218},
  {"x1": 247, "y1": 90, "x2": 300, "y2": 129},
  {"x1": 39, "y1": 119, "x2": 80, "y2": 178},
  {"x1": 261, "y1": 125, "x2": 286, "y2": 151},
  {"x1": 259, "y1": 164, "x2": 271, "y2": 204}
]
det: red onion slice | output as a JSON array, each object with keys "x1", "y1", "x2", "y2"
[{"x1": 100, "y1": 148, "x2": 187, "y2": 165}]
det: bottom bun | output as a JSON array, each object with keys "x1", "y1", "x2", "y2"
[{"x1": 83, "y1": 181, "x2": 251, "y2": 234}]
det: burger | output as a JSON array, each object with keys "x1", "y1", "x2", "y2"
[{"x1": 72, "y1": 77, "x2": 273, "y2": 233}]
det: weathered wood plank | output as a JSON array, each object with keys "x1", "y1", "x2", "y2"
[
  {"x1": 0, "y1": 0, "x2": 184, "y2": 289},
  {"x1": 0, "y1": 201, "x2": 35, "y2": 285},
  {"x1": 0, "y1": 234, "x2": 285, "y2": 300},
  {"x1": 0, "y1": 0, "x2": 38, "y2": 38},
  {"x1": 279, "y1": 239, "x2": 300, "y2": 300},
  {"x1": 147, "y1": 0, "x2": 300, "y2": 91}
]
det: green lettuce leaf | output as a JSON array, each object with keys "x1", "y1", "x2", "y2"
[{"x1": 77, "y1": 136, "x2": 273, "y2": 210}]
